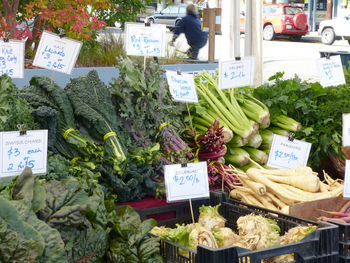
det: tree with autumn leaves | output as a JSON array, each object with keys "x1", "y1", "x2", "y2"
[{"x1": 0, "y1": 0, "x2": 154, "y2": 56}]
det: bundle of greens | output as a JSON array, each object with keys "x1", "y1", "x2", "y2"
[
  {"x1": 0, "y1": 74, "x2": 38, "y2": 131},
  {"x1": 65, "y1": 70, "x2": 126, "y2": 169},
  {"x1": 19, "y1": 76, "x2": 101, "y2": 170}
]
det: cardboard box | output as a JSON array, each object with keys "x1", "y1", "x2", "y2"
[{"x1": 289, "y1": 196, "x2": 349, "y2": 221}]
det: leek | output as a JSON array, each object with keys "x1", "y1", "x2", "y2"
[
  {"x1": 260, "y1": 129, "x2": 274, "y2": 149},
  {"x1": 236, "y1": 93, "x2": 270, "y2": 127},
  {"x1": 195, "y1": 72, "x2": 254, "y2": 139},
  {"x1": 224, "y1": 147, "x2": 250, "y2": 167},
  {"x1": 243, "y1": 147, "x2": 268, "y2": 165},
  {"x1": 247, "y1": 133, "x2": 263, "y2": 148},
  {"x1": 271, "y1": 114, "x2": 301, "y2": 132},
  {"x1": 268, "y1": 126, "x2": 290, "y2": 137}
]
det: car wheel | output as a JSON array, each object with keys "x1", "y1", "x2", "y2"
[
  {"x1": 263, "y1": 25, "x2": 275, "y2": 41},
  {"x1": 321, "y1": 28, "x2": 335, "y2": 45},
  {"x1": 348, "y1": 39, "x2": 350, "y2": 45},
  {"x1": 175, "y1": 20, "x2": 181, "y2": 27},
  {"x1": 147, "y1": 18, "x2": 155, "y2": 24},
  {"x1": 290, "y1": 35, "x2": 302, "y2": 41}
]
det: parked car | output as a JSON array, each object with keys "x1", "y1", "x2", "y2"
[
  {"x1": 318, "y1": 12, "x2": 350, "y2": 45},
  {"x1": 240, "y1": 3, "x2": 308, "y2": 41},
  {"x1": 136, "y1": 5, "x2": 156, "y2": 23},
  {"x1": 146, "y1": 4, "x2": 202, "y2": 30}
]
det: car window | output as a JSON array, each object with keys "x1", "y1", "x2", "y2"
[
  {"x1": 284, "y1": 6, "x2": 303, "y2": 15},
  {"x1": 169, "y1": 6, "x2": 179, "y2": 14},
  {"x1": 179, "y1": 6, "x2": 186, "y2": 14},
  {"x1": 162, "y1": 7, "x2": 171, "y2": 14},
  {"x1": 263, "y1": 6, "x2": 278, "y2": 14}
]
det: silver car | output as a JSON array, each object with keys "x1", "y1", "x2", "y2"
[{"x1": 146, "y1": 4, "x2": 188, "y2": 30}]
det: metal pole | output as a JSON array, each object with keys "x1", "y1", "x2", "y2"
[
  {"x1": 233, "y1": 0, "x2": 240, "y2": 59},
  {"x1": 312, "y1": 0, "x2": 317, "y2": 31},
  {"x1": 208, "y1": 8, "x2": 216, "y2": 62},
  {"x1": 252, "y1": 0, "x2": 263, "y2": 87},
  {"x1": 307, "y1": 0, "x2": 313, "y2": 31},
  {"x1": 244, "y1": 0, "x2": 252, "y2": 56}
]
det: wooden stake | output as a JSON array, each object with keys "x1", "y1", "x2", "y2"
[
  {"x1": 143, "y1": 56, "x2": 147, "y2": 71},
  {"x1": 50, "y1": 70, "x2": 55, "y2": 84},
  {"x1": 189, "y1": 199, "x2": 195, "y2": 224}
]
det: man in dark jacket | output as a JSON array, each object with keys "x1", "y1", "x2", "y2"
[{"x1": 170, "y1": 4, "x2": 208, "y2": 60}]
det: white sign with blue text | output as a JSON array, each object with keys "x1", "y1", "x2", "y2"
[
  {"x1": 165, "y1": 71, "x2": 198, "y2": 103},
  {"x1": 267, "y1": 134, "x2": 312, "y2": 169},
  {"x1": 218, "y1": 57, "x2": 255, "y2": 90},
  {"x1": 343, "y1": 113, "x2": 350, "y2": 146},
  {"x1": 316, "y1": 55, "x2": 345, "y2": 88},
  {"x1": 0, "y1": 130, "x2": 48, "y2": 178},
  {"x1": 0, "y1": 39, "x2": 25, "y2": 78},
  {"x1": 33, "y1": 31, "x2": 82, "y2": 74},
  {"x1": 125, "y1": 23, "x2": 166, "y2": 57},
  {"x1": 343, "y1": 160, "x2": 350, "y2": 198},
  {"x1": 164, "y1": 162, "x2": 209, "y2": 202}
]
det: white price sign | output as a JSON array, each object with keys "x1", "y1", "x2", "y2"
[
  {"x1": 164, "y1": 162, "x2": 209, "y2": 202},
  {"x1": 0, "y1": 130, "x2": 48, "y2": 178},
  {"x1": 33, "y1": 31, "x2": 82, "y2": 74},
  {"x1": 218, "y1": 57, "x2": 255, "y2": 90},
  {"x1": 0, "y1": 39, "x2": 25, "y2": 78},
  {"x1": 267, "y1": 134, "x2": 312, "y2": 169},
  {"x1": 316, "y1": 55, "x2": 345, "y2": 87},
  {"x1": 344, "y1": 160, "x2": 350, "y2": 198},
  {"x1": 343, "y1": 113, "x2": 350, "y2": 146},
  {"x1": 125, "y1": 23, "x2": 166, "y2": 57},
  {"x1": 165, "y1": 71, "x2": 198, "y2": 103}
]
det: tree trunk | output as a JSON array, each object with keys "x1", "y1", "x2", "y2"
[
  {"x1": 326, "y1": 0, "x2": 333, "y2": 20},
  {"x1": 1, "y1": 0, "x2": 20, "y2": 38}
]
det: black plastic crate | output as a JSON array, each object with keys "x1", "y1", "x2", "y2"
[
  {"x1": 321, "y1": 220, "x2": 350, "y2": 263},
  {"x1": 155, "y1": 198, "x2": 339, "y2": 263}
]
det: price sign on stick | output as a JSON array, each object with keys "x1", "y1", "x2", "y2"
[
  {"x1": 125, "y1": 23, "x2": 166, "y2": 57},
  {"x1": 0, "y1": 130, "x2": 48, "y2": 178},
  {"x1": 164, "y1": 162, "x2": 209, "y2": 202},
  {"x1": 267, "y1": 134, "x2": 312, "y2": 169},
  {"x1": 316, "y1": 55, "x2": 345, "y2": 87},
  {"x1": 343, "y1": 113, "x2": 350, "y2": 146},
  {"x1": 218, "y1": 57, "x2": 255, "y2": 90},
  {"x1": 0, "y1": 39, "x2": 25, "y2": 78},
  {"x1": 33, "y1": 31, "x2": 82, "y2": 74},
  {"x1": 165, "y1": 71, "x2": 198, "y2": 103}
]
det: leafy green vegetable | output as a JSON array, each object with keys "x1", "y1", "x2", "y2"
[
  {"x1": 107, "y1": 206, "x2": 163, "y2": 263},
  {"x1": 65, "y1": 70, "x2": 126, "y2": 169},
  {"x1": 254, "y1": 72, "x2": 350, "y2": 170},
  {"x1": 0, "y1": 74, "x2": 38, "y2": 131}
]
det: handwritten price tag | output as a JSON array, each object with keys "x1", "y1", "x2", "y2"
[
  {"x1": 316, "y1": 55, "x2": 345, "y2": 87},
  {"x1": 343, "y1": 113, "x2": 350, "y2": 146},
  {"x1": 33, "y1": 31, "x2": 82, "y2": 74},
  {"x1": 218, "y1": 57, "x2": 255, "y2": 90},
  {"x1": 125, "y1": 23, "x2": 166, "y2": 57},
  {"x1": 164, "y1": 162, "x2": 209, "y2": 202},
  {"x1": 165, "y1": 71, "x2": 198, "y2": 103},
  {"x1": 267, "y1": 134, "x2": 312, "y2": 169},
  {"x1": 0, "y1": 130, "x2": 48, "y2": 178},
  {"x1": 0, "y1": 39, "x2": 25, "y2": 78}
]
